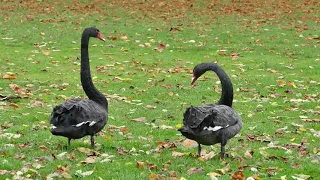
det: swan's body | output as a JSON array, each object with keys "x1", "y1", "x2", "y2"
[
  {"x1": 50, "y1": 27, "x2": 108, "y2": 148},
  {"x1": 178, "y1": 63, "x2": 242, "y2": 157}
]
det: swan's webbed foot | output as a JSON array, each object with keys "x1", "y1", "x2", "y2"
[
  {"x1": 90, "y1": 135, "x2": 95, "y2": 148},
  {"x1": 197, "y1": 143, "x2": 202, "y2": 157}
]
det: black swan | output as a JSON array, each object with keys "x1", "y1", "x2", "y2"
[
  {"x1": 50, "y1": 27, "x2": 108, "y2": 148},
  {"x1": 178, "y1": 63, "x2": 242, "y2": 158}
]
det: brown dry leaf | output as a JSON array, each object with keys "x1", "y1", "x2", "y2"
[
  {"x1": 231, "y1": 171, "x2": 245, "y2": 180},
  {"x1": 77, "y1": 147, "x2": 92, "y2": 155},
  {"x1": 132, "y1": 117, "x2": 147, "y2": 123},
  {"x1": 149, "y1": 173, "x2": 159, "y2": 180},
  {"x1": 244, "y1": 150, "x2": 254, "y2": 159},
  {"x1": 187, "y1": 167, "x2": 204, "y2": 175},
  {"x1": 169, "y1": 171, "x2": 177, "y2": 177},
  {"x1": 39, "y1": 145, "x2": 52, "y2": 153},
  {"x1": 116, "y1": 147, "x2": 128, "y2": 155},
  {"x1": 146, "y1": 162, "x2": 157, "y2": 171},
  {"x1": 61, "y1": 172, "x2": 72, "y2": 179},
  {"x1": 277, "y1": 80, "x2": 286, "y2": 87},
  {"x1": 136, "y1": 161, "x2": 144, "y2": 168},
  {"x1": 182, "y1": 139, "x2": 198, "y2": 148},
  {"x1": 42, "y1": 50, "x2": 51, "y2": 55},
  {"x1": 154, "y1": 44, "x2": 167, "y2": 52},
  {"x1": 120, "y1": 127, "x2": 129, "y2": 134},
  {"x1": 9, "y1": 103, "x2": 19, "y2": 109},
  {"x1": 146, "y1": 105, "x2": 156, "y2": 109},
  {"x1": 202, "y1": 151, "x2": 215, "y2": 160},
  {"x1": 230, "y1": 52, "x2": 240, "y2": 60},
  {"x1": 0, "y1": 170, "x2": 9, "y2": 175},
  {"x1": 2, "y1": 72, "x2": 17, "y2": 80},
  {"x1": 57, "y1": 165, "x2": 71, "y2": 172},
  {"x1": 30, "y1": 101, "x2": 44, "y2": 107},
  {"x1": 81, "y1": 157, "x2": 96, "y2": 165},
  {"x1": 172, "y1": 151, "x2": 184, "y2": 157},
  {"x1": 284, "y1": 89, "x2": 294, "y2": 94},
  {"x1": 291, "y1": 162, "x2": 301, "y2": 169}
]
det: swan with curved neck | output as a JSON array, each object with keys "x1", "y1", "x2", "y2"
[
  {"x1": 50, "y1": 27, "x2": 108, "y2": 148},
  {"x1": 179, "y1": 62, "x2": 242, "y2": 158}
]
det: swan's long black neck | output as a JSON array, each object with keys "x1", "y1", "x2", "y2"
[
  {"x1": 80, "y1": 33, "x2": 108, "y2": 110},
  {"x1": 207, "y1": 63, "x2": 233, "y2": 107}
]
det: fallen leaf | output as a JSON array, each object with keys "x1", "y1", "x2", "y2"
[
  {"x1": 132, "y1": 117, "x2": 147, "y2": 123},
  {"x1": 172, "y1": 151, "x2": 184, "y2": 157},
  {"x1": 2, "y1": 72, "x2": 17, "y2": 80},
  {"x1": 154, "y1": 44, "x2": 167, "y2": 52},
  {"x1": 277, "y1": 80, "x2": 286, "y2": 87},
  {"x1": 81, "y1": 157, "x2": 96, "y2": 165},
  {"x1": 146, "y1": 161, "x2": 157, "y2": 171},
  {"x1": 42, "y1": 50, "x2": 51, "y2": 55},
  {"x1": 39, "y1": 145, "x2": 51, "y2": 153},
  {"x1": 74, "y1": 170, "x2": 94, "y2": 178},
  {"x1": 146, "y1": 105, "x2": 156, "y2": 109},
  {"x1": 207, "y1": 172, "x2": 221, "y2": 179},
  {"x1": 169, "y1": 171, "x2": 177, "y2": 177},
  {"x1": 0, "y1": 170, "x2": 9, "y2": 175},
  {"x1": 182, "y1": 139, "x2": 198, "y2": 148},
  {"x1": 136, "y1": 161, "x2": 144, "y2": 168},
  {"x1": 202, "y1": 151, "x2": 215, "y2": 160},
  {"x1": 291, "y1": 162, "x2": 301, "y2": 169},
  {"x1": 149, "y1": 173, "x2": 159, "y2": 179},
  {"x1": 231, "y1": 170, "x2": 245, "y2": 180},
  {"x1": 187, "y1": 167, "x2": 204, "y2": 175},
  {"x1": 244, "y1": 150, "x2": 253, "y2": 159},
  {"x1": 9, "y1": 103, "x2": 19, "y2": 109},
  {"x1": 292, "y1": 174, "x2": 310, "y2": 180}
]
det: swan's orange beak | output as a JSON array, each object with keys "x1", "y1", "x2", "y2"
[
  {"x1": 191, "y1": 75, "x2": 197, "y2": 85},
  {"x1": 97, "y1": 32, "x2": 105, "y2": 42}
]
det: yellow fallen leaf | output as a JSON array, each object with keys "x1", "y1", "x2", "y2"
[
  {"x1": 288, "y1": 81, "x2": 297, "y2": 88},
  {"x1": 277, "y1": 80, "x2": 286, "y2": 87},
  {"x1": 175, "y1": 124, "x2": 182, "y2": 129}
]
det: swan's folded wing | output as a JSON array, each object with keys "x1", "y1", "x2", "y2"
[
  {"x1": 183, "y1": 105, "x2": 217, "y2": 128},
  {"x1": 208, "y1": 105, "x2": 240, "y2": 128},
  {"x1": 50, "y1": 99, "x2": 107, "y2": 127}
]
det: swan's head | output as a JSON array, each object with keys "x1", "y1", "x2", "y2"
[
  {"x1": 85, "y1": 27, "x2": 105, "y2": 41},
  {"x1": 191, "y1": 63, "x2": 211, "y2": 85}
]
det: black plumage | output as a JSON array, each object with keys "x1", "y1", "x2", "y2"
[
  {"x1": 50, "y1": 27, "x2": 108, "y2": 148},
  {"x1": 178, "y1": 63, "x2": 242, "y2": 157}
]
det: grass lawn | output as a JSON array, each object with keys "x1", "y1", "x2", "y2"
[{"x1": 0, "y1": 0, "x2": 319, "y2": 179}]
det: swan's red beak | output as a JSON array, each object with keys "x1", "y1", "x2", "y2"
[
  {"x1": 97, "y1": 32, "x2": 105, "y2": 42},
  {"x1": 191, "y1": 75, "x2": 197, "y2": 85}
]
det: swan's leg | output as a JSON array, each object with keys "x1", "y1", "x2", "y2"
[
  {"x1": 90, "y1": 135, "x2": 95, "y2": 148},
  {"x1": 220, "y1": 145, "x2": 225, "y2": 158},
  {"x1": 197, "y1": 143, "x2": 202, "y2": 157},
  {"x1": 68, "y1": 138, "x2": 71, "y2": 147}
]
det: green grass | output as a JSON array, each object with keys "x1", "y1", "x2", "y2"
[{"x1": 0, "y1": 0, "x2": 319, "y2": 179}]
